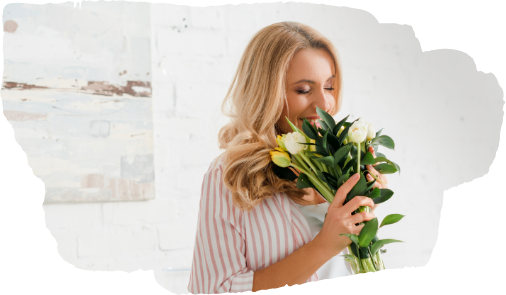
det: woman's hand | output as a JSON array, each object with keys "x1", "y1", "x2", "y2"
[
  {"x1": 313, "y1": 173, "x2": 376, "y2": 258},
  {"x1": 365, "y1": 146, "x2": 388, "y2": 213}
]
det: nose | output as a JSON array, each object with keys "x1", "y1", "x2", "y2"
[{"x1": 313, "y1": 87, "x2": 332, "y2": 112}]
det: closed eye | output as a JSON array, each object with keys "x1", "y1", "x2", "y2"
[{"x1": 296, "y1": 88, "x2": 334, "y2": 94}]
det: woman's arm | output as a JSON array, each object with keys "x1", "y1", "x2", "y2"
[
  {"x1": 252, "y1": 174, "x2": 376, "y2": 292},
  {"x1": 252, "y1": 234, "x2": 337, "y2": 291}
]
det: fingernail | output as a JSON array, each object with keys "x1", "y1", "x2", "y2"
[{"x1": 353, "y1": 173, "x2": 360, "y2": 180}]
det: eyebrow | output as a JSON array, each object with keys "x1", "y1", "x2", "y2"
[{"x1": 291, "y1": 75, "x2": 335, "y2": 85}]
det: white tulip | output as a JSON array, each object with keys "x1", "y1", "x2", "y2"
[
  {"x1": 366, "y1": 122, "x2": 375, "y2": 141},
  {"x1": 348, "y1": 120, "x2": 368, "y2": 144},
  {"x1": 284, "y1": 132, "x2": 307, "y2": 155}
]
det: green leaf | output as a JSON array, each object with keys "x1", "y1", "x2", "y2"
[
  {"x1": 296, "y1": 173, "x2": 316, "y2": 189},
  {"x1": 312, "y1": 155, "x2": 334, "y2": 168},
  {"x1": 326, "y1": 132, "x2": 340, "y2": 151},
  {"x1": 350, "y1": 143, "x2": 366, "y2": 160},
  {"x1": 340, "y1": 233, "x2": 359, "y2": 245},
  {"x1": 302, "y1": 118, "x2": 319, "y2": 140},
  {"x1": 370, "y1": 239, "x2": 403, "y2": 255},
  {"x1": 342, "y1": 156, "x2": 357, "y2": 175},
  {"x1": 315, "y1": 144, "x2": 329, "y2": 157},
  {"x1": 322, "y1": 129, "x2": 329, "y2": 151},
  {"x1": 373, "y1": 189, "x2": 394, "y2": 204},
  {"x1": 359, "y1": 179, "x2": 377, "y2": 196},
  {"x1": 286, "y1": 116, "x2": 311, "y2": 142},
  {"x1": 366, "y1": 187, "x2": 381, "y2": 199},
  {"x1": 322, "y1": 172, "x2": 337, "y2": 185},
  {"x1": 345, "y1": 172, "x2": 366, "y2": 203},
  {"x1": 371, "y1": 135, "x2": 395, "y2": 150},
  {"x1": 333, "y1": 115, "x2": 350, "y2": 136},
  {"x1": 374, "y1": 157, "x2": 401, "y2": 174},
  {"x1": 333, "y1": 144, "x2": 352, "y2": 166},
  {"x1": 315, "y1": 169, "x2": 328, "y2": 185},
  {"x1": 350, "y1": 243, "x2": 370, "y2": 259},
  {"x1": 317, "y1": 119, "x2": 329, "y2": 131},
  {"x1": 374, "y1": 163, "x2": 398, "y2": 174},
  {"x1": 376, "y1": 152, "x2": 385, "y2": 158},
  {"x1": 338, "y1": 123, "x2": 351, "y2": 145},
  {"x1": 336, "y1": 173, "x2": 350, "y2": 188},
  {"x1": 272, "y1": 164, "x2": 297, "y2": 181},
  {"x1": 340, "y1": 254, "x2": 357, "y2": 260},
  {"x1": 316, "y1": 106, "x2": 336, "y2": 131},
  {"x1": 316, "y1": 128, "x2": 336, "y2": 155},
  {"x1": 375, "y1": 128, "x2": 384, "y2": 138},
  {"x1": 333, "y1": 165, "x2": 342, "y2": 178},
  {"x1": 380, "y1": 214, "x2": 405, "y2": 228},
  {"x1": 358, "y1": 217, "x2": 378, "y2": 247},
  {"x1": 361, "y1": 151, "x2": 376, "y2": 165}
]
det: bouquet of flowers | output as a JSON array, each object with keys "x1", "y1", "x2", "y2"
[{"x1": 270, "y1": 106, "x2": 403, "y2": 274}]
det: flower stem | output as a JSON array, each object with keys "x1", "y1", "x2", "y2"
[
  {"x1": 355, "y1": 244, "x2": 363, "y2": 273},
  {"x1": 310, "y1": 156, "x2": 324, "y2": 173},
  {"x1": 363, "y1": 257, "x2": 376, "y2": 272},
  {"x1": 348, "y1": 258, "x2": 359, "y2": 274},
  {"x1": 298, "y1": 151, "x2": 319, "y2": 174},
  {"x1": 375, "y1": 250, "x2": 385, "y2": 270},
  {"x1": 321, "y1": 163, "x2": 329, "y2": 174},
  {"x1": 369, "y1": 247, "x2": 380, "y2": 271},
  {"x1": 291, "y1": 154, "x2": 305, "y2": 171},
  {"x1": 293, "y1": 154, "x2": 311, "y2": 174},
  {"x1": 290, "y1": 163, "x2": 334, "y2": 202},
  {"x1": 368, "y1": 171, "x2": 386, "y2": 185},
  {"x1": 348, "y1": 245, "x2": 359, "y2": 274},
  {"x1": 356, "y1": 142, "x2": 361, "y2": 174}
]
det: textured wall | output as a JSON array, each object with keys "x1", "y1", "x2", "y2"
[
  {"x1": 2, "y1": 2, "x2": 502, "y2": 294},
  {"x1": 2, "y1": 2, "x2": 155, "y2": 203}
]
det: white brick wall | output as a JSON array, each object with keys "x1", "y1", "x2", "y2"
[{"x1": 38, "y1": 3, "x2": 503, "y2": 294}]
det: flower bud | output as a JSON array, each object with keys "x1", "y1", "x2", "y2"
[
  {"x1": 337, "y1": 125, "x2": 345, "y2": 137},
  {"x1": 366, "y1": 122, "x2": 375, "y2": 141},
  {"x1": 270, "y1": 148, "x2": 291, "y2": 167},
  {"x1": 276, "y1": 134, "x2": 287, "y2": 151}
]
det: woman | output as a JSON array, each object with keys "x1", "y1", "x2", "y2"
[{"x1": 187, "y1": 21, "x2": 388, "y2": 294}]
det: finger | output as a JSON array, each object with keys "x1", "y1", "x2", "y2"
[
  {"x1": 343, "y1": 195, "x2": 375, "y2": 213},
  {"x1": 351, "y1": 223, "x2": 365, "y2": 236},
  {"x1": 366, "y1": 165, "x2": 379, "y2": 178},
  {"x1": 331, "y1": 173, "x2": 361, "y2": 209},
  {"x1": 365, "y1": 172, "x2": 379, "y2": 188},
  {"x1": 350, "y1": 211, "x2": 375, "y2": 225},
  {"x1": 368, "y1": 146, "x2": 380, "y2": 167},
  {"x1": 368, "y1": 146, "x2": 376, "y2": 157}
]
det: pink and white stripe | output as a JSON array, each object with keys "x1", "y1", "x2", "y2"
[{"x1": 188, "y1": 153, "x2": 318, "y2": 294}]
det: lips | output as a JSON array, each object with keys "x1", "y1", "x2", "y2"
[{"x1": 299, "y1": 118, "x2": 321, "y2": 129}]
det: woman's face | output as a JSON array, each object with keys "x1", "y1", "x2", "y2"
[{"x1": 277, "y1": 48, "x2": 337, "y2": 135}]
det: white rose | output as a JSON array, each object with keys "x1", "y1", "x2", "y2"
[
  {"x1": 348, "y1": 120, "x2": 368, "y2": 144},
  {"x1": 284, "y1": 132, "x2": 307, "y2": 155}
]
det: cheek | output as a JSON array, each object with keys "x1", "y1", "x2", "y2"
[{"x1": 285, "y1": 95, "x2": 306, "y2": 117}]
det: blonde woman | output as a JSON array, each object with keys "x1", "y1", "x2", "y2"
[{"x1": 187, "y1": 22, "x2": 388, "y2": 294}]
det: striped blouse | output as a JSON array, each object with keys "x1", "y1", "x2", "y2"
[{"x1": 187, "y1": 153, "x2": 320, "y2": 294}]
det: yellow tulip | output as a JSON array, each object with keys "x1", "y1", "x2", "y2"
[
  {"x1": 310, "y1": 139, "x2": 316, "y2": 152},
  {"x1": 337, "y1": 125, "x2": 345, "y2": 137},
  {"x1": 276, "y1": 134, "x2": 287, "y2": 151},
  {"x1": 270, "y1": 149, "x2": 291, "y2": 167}
]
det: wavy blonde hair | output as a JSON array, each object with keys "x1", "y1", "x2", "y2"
[{"x1": 218, "y1": 21, "x2": 343, "y2": 211}]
